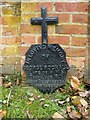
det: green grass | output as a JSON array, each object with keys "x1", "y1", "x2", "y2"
[
  {"x1": 1, "y1": 78, "x2": 89, "y2": 119},
  {"x1": 1, "y1": 83, "x2": 70, "y2": 119}
]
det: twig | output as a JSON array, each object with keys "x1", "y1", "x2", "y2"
[
  {"x1": 7, "y1": 89, "x2": 12, "y2": 107},
  {"x1": 26, "y1": 110, "x2": 33, "y2": 119}
]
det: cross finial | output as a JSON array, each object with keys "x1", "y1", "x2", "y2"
[{"x1": 31, "y1": 7, "x2": 58, "y2": 44}]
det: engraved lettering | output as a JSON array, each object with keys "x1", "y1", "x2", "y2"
[{"x1": 23, "y1": 43, "x2": 69, "y2": 93}]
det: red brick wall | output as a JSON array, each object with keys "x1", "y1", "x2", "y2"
[
  {"x1": 1, "y1": 2, "x2": 21, "y2": 76},
  {"x1": 0, "y1": 1, "x2": 90, "y2": 81}
]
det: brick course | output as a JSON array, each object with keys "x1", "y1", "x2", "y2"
[
  {"x1": 0, "y1": 1, "x2": 89, "y2": 81},
  {"x1": 56, "y1": 25, "x2": 87, "y2": 34},
  {"x1": 55, "y1": 2, "x2": 88, "y2": 12}
]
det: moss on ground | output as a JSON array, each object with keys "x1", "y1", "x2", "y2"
[
  {"x1": 1, "y1": 76, "x2": 90, "y2": 119},
  {"x1": 1, "y1": 83, "x2": 71, "y2": 119}
]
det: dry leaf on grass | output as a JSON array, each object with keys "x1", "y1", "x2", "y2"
[
  {"x1": 4, "y1": 82, "x2": 12, "y2": 88},
  {"x1": 70, "y1": 76, "x2": 80, "y2": 90},
  {"x1": 40, "y1": 101, "x2": 44, "y2": 107},
  {"x1": 27, "y1": 102, "x2": 33, "y2": 105},
  {"x1": 0, "y1": 110, "x2": 6, "y2": 119},
  {"x1": 75, "y1": 68, "x2": 84, "y2": 79},
  {"x1": 72, "y1": 96, "x2": 81, "y2": 106},
  {"x1": 28, "y1": 97, "x2": 34, "y2": 102},
  {"x1": 84, "y1": 80, "x2": 90, "y2": 86},
  {"x1": 72, "y1": 96, "x2": 88, "y2": 108},
  {"x1": 58, "y1": 100, "x2": 65, "y2": 105},
  {"x1": 2, "y1": 110, "x2": 6, "y2": 118},
  {"x1": 78, "y1": 105, "x2": 88, "y2": 117},
  {"x1": 66, "y1": 97, "x2": 70, "y2": 102},
  {"x1": 79, "y1": 91, "x2": 90, "y2": 97},
  {"x1": 52, "y1": 112, "x2": 65, "y2": 119},
  {"x1": 16, "y1": 79, "x2": 19, "y2": 85},
  {"x1": 80, "y1": 99, "x2": 88, "y2": 108},
  {"x1": 0, "y1": 114, "x2": 1, "y2": 119},
  {"x1": 68, "y1": 110, "x2": 81, "y2": 119},
  {"x1": 67, "y1": 106, "x2": 72, "y2": 113}
]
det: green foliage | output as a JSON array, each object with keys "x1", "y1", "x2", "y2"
[
  {"x1": 1, "y1": 78, "x2": 90, "y2": 119},
  {"x1": 1, "y1": 83, "x2": 70, "y2": 119},
  {"x1": 3, "y1": 72, "x2": 22, "y2": 84}
]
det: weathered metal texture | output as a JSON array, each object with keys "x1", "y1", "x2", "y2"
[
  {"x1": 23, "y1": 7, "x2": 69, "y2": 93},
  {"x1": 31, "y1": 7, "x2": 58, "y2": 44}
]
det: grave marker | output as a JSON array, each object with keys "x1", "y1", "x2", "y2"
[{"x1": 23, "y1": 7, "x2": 69, "y2": 93}]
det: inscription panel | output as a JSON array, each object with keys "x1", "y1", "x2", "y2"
[{"x1": 23, "y1": 44, "x2": 69, "y2": 93}]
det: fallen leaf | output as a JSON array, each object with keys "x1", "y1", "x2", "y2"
[
  {"x1": 40, "y1": 101, "x2": 44, "y2": 107},
  {"x1": 58, "y1": 100, "x2": 65, "y2": 105},
  {"x1": 2, "y1": 100, "x2": 7, "y2": 104},
  {"x1": 27, "y1": 102, "x2": 33, "y2": 105},
  {"x1": 68, "y1": 110, "x2": 81, "y2": 119},
  {"x1": 67, "y1": 106, "x2": 72, "y2": 113},
  {"x1": 4, "y1": 82, "x2": 12, "y2": 88},
  {"x1": 70, "y1": 76, "x2": 80, "y2": 90},
  {"x1": 80, "y1": 98, "x2": 88, "y2": 108},
  {"x1": 78, "y1": 106, "x2": 88, "y2": 116},
  {"x1": 66, "y1": 97, "x2": 70, "y2": 102},
  {"x1": 75, "y1": 68, "x2": 84, "y2": 79},
  {"x1": 54, "y1": 99, "x2": 59, "y2": 102},
  {"x1": 44, "y1": 104, "x2": 49, "y2": 107},
  {"x1": 72, "y1": 96, "x2": 77, "y2": 99},
  {"x1": 79, "y1": 91, "x2": 90, "y2": 97},
  {"x1": 28, "y1": 98, "x2": 34, "y2": 102},
  {"x1": 27, "y1": 91, "x2": 33, "y2": 97},
  {"x1": 84, "y1": 80, "x2": 90, "y2": 86},
  {"x1": 52, "y1": 112, "x2": 65, "y2": 119},
  {"x1": 72, "y1": 96, "x2": 81, "y2": 106},
  {"x1": 33, "y1": 95, "x2": 38, "y2": 100},
  {"x1": 0, "y1": 110, "x2": 7, "y2": 118},
  {"x1": 37, "y1": 95, "x2": 41, "y2": 98},
  {"x1": 40, "y1": 98, "x2": 45, "y2": 102},
  {"x1": 72, "y1": 96, "x2": 88, "y2": 109},
  {"x1": 0, "y1": 110, "x2": 2, "y2": 119},
  {"x1": 16, "y1": 79, "x2": 19, "y2": 85}
]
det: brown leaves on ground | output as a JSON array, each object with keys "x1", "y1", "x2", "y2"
[
  {"x1": 70, "y1": 76, "x2": 81, "y2": 91},
  {"x1": 4, "y1": 82, "x2": 12, "y2": 88},
  {"x1": 0, "y1": 110, "x2": 6, "y2": 119},
  {"x1": 68, "y1": 110, "x2": 81, "y2": 119},
  {"x1": 79, "y1": 91, "x2": 90, "y2": 97},
  {"x1": 2, "y1": 75, "x2": 90, "y2": 119},
  {"x1": 72, "y1": 96, "x2": 88, "y2": 108},
  {"x1": 66, "y1": 76, "x2": 90, "y2": 119},
  {"x1": 52, "y1": 112, "x2": 65, "y2": 119}
]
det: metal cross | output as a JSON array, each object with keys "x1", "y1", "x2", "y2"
[{"x1": 31, "y1": 7, "x2": 58, "y2": 44}]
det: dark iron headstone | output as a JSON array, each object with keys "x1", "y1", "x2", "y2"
[{"x1": 23, "y1": 7, "x2": 69, "y2": 93}]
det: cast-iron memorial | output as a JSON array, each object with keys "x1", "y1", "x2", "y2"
[{"x1": 23, "y1": 7, "x2": 69, "y2": 93}]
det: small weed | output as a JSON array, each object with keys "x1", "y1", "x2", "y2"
[{"x1": 3, "y1": 72, "x2": 22, "y2": 84}]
